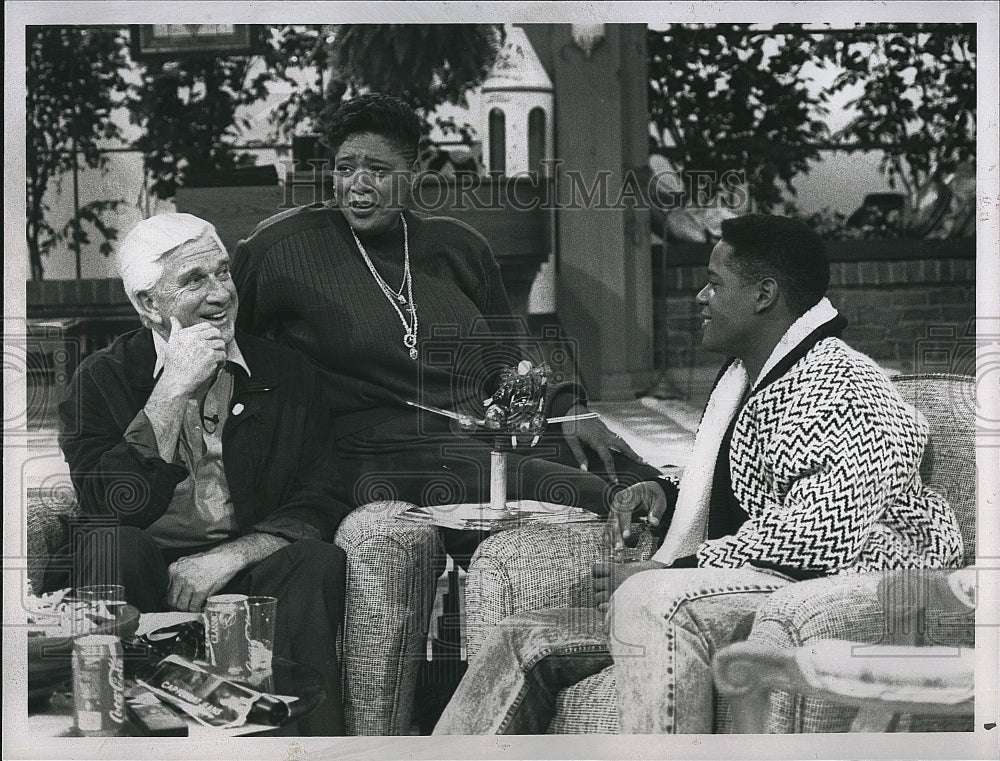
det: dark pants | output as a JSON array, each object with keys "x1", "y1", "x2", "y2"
[
  {"x1": 341, "y1": 425, "x2": 661, "y2": 512},
  {"x1": 338, "y1": 418, "x2": 663, "y2": 568},
  {"x1": 72, "y1": 526, "x2": 347, "y2": 736}
]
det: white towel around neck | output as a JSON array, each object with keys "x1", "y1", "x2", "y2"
[{"x1": 651, "y1": 298, "x2": 840, "y2": 565}]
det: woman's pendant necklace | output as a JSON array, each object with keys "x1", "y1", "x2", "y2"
[
  {"x1": 350, "y1": 217, "x2": 419, "y2": 360},
  {"x1": 394, "y1": 249, "x2": 411, "y2": 305}
]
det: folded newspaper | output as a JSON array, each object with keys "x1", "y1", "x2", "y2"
[
  {"x1": 396, "y1": 500, "x2": 603, "y2": 531},
  {"x1": 137, "y1": 655, "x2": 294, "y2": 729}
]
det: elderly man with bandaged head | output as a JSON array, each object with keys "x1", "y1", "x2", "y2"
[{"x1": 53, "y1": 213, "x2": 351, "y2": 735}]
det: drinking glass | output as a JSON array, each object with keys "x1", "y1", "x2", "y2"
[
  {"x1": 245, "y1": 596, "x2": 278, "y2": 676},
  {"x1": 73, "y1": 584, "x2": 127, "y2": 634}
]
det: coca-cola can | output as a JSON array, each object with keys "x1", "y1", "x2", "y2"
[
  {"x1": 204, "y1": 594, "x2": 249, "y2": 677},
  {"x1": 72, "y1": 634, "x2": 125, "y2": 736}
]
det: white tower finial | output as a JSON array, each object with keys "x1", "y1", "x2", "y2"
[
  {"x1": 480, "y1": 25, "x2": 554, "y2": 177},
  {"x1": 480, "y1": 25, "x2": 557, "y2": 315}
]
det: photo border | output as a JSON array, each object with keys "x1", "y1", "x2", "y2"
[{"x1": 5, "y1": 2, "x2": 998, "y2": 759}]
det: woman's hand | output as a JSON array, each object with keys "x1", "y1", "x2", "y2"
[{"x1": 561, "y1": 403, "x2": 645, "y2": 482}]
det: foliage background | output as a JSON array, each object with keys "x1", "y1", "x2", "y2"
[
  {"x1": 26, "y1": 23, "x2": 976, "y2": 277},
  {"x1": 26, "y1": 26, "x2": 130, "y2": 280},
  {"x1": 647, "y1": 23, "x2": 976, "y2": 214}
]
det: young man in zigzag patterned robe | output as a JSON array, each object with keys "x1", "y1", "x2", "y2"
[{"x1": 435, "y1": 213, "x2": 964, "y2": 735}]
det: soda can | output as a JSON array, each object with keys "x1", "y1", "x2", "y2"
[
  {"x1": 204, "y1": 594, "x2": 249, "y2": 677},
  {"x1": 72, "y1": 634, "x2": 126, "y2": 736}
]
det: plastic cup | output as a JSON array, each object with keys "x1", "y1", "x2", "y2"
[{"x1": 74, "y1": 585, "x2": 127, "y2": 605}]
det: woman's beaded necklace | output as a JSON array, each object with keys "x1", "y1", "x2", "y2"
[{"x1": 349, "y1": 216, "x2": 419, "y2": 360}]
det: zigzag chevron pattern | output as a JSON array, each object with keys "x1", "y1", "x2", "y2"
[{"x1": 699, "y1": 339, "x2": 964, "y2": 572}]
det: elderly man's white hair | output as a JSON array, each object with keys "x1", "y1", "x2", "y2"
[{"x1": 117, "y1": 213, "x2": 226, "y2": 310}]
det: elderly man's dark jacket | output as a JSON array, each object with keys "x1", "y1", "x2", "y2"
[{"x1": 58, "y1": 328, "x2": 351, "y2": 542}]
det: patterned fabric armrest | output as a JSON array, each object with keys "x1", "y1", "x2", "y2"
[
  {"x1": 26, "y1": 486, "x2": 78, "y2": 594},
  {"x1": 714, "y1": 640, "x2": 974, "y2": 733},
  {"x1": 334, "y1": 500, "x2": 446, "y2": 735},
  {"x1": 465, "y1": 522, "x2": 656, "y2": 661},
  {"x1": 746, "y1": 569, "x2": 975, "y2": 733}
]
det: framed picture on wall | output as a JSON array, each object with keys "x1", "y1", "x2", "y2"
[{"x1": 130, "y1": 24, "x2": 260, "y2": 58}]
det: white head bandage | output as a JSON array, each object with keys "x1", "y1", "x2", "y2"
[{"x1": 116, "y1": 213, "x2": 226, "y2": 309}]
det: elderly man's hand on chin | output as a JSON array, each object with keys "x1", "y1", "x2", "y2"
[
  {"x1": 142, "y1": 316, "x2": 228, "y2": 462},
  {"x1": 157, "y1": 316, "x2": 227, "y2": 398}
]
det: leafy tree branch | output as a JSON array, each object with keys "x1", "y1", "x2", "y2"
[{"x1": 26, "y1": 26, "x2": 130, "y2": 279}]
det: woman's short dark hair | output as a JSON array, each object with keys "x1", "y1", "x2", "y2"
[
  {"x1": 720, "y1": 214, "x2": 829, "y2": 316},
  {"x1": 322, "y1": 93, "x2": 422, "y2": 163}
]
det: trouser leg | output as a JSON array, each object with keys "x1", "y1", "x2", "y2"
[
  {"x1": 230, "y1": 538, "x2": 347, "y2": 736},
  {"x1": 72, "y1": 524, "x2": 171, "y2": 613},
  {"x1": 434, "y1": 607, "x2": 609, "y2": 735},
  {"x1": 608, "y1": 567, "x2": 791, "y2": 733},
  {"x1": 70, "y1": 525, "x2": 226, "y2": 612},
  {"x1": 343, "y1": 432, "x2": 662, "y2": 517}
]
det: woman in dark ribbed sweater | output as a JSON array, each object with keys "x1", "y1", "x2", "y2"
[{"x1": 232, "y1": 94, "x2": 662, "y2": 531}]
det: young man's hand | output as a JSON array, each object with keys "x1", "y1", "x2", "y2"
[{"x1": 604, "y1": 481, "x2": 669, "y2": 553}]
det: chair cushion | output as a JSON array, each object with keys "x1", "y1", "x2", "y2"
[
  {"x1": 547, "y1": 666, "x2": 619, "y2": 734},
  {"x1": 26, "y1": 486, "x2": 78, "y2": 594}
]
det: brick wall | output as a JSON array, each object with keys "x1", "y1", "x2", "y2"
[{"x1": 654, "y1": 254, "x2": 976, "y2": 376}]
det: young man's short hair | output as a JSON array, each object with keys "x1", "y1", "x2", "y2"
[{"x1": 720, "y1": 214, "x2": 829, "y2": 316}]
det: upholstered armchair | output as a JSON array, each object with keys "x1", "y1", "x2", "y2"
[
  {"x1": 734, "y1": 374, "x2": 977, "y2": 733},
  {"x1": 462, "y1": 373, "x2": 976, "y2": 733},
  {"x1": 714, "y1": 569, "x2": 976, "y2": 733}
]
